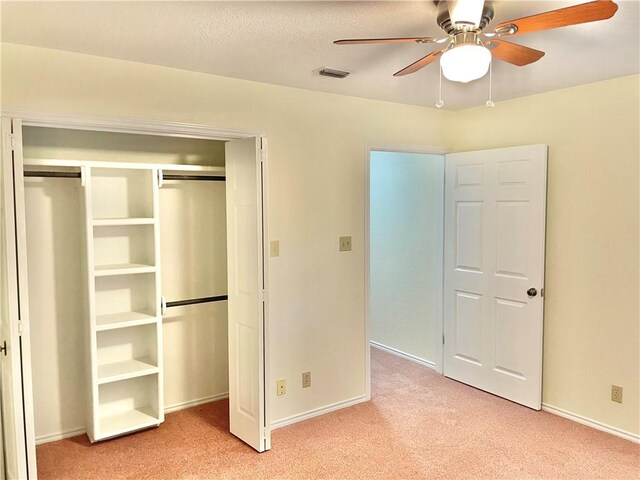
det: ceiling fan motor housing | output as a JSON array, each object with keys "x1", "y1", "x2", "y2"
[
  {"x1": 450, "y1": 31, "x2": 482, "y2": 48},
  {"x1": 436, "y1": 0, "x2": 495, "y2": 34}
]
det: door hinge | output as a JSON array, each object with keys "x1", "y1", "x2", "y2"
[
  {"x1": 7, "y1": 133, "x2": 16, "y2": 151},
  {"x1": 260, "y1": 138, "x2": 267, "y2": 162},
  {"x1": 541, "y1": 288, "x2": 544, "y2": 298},
  {"x1": 0, "y1": 341, "x2": 6, "y2": 356},
  {"x1": 442, "y1": 334, "x2": 445, "y2": 345},
  {"x1": 17, "y1": 320, "x2": 23, "y2": 335}
]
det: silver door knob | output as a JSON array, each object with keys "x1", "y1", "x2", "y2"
[{"x1": 527, "y1": 288, "x2": 537, "y2": 297}]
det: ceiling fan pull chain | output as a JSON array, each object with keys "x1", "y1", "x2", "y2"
[
  {"x1": 435, "y1": 64, "x2": 445, "y2": 109},
  {"x1": 486, "y1": 59, "x2": 495, "y2": 108}
]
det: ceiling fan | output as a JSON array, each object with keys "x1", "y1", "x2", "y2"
[{"x1": 334, "y1": 0, "x2": 618, "y2": 84}]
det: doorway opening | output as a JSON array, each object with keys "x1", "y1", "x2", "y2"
[
  {"x1": 365, "y1": 144, "x2": 548, "y2": 411},
  {"x1": 366, "y1": 147, "x2": 445, "y2": 399}
]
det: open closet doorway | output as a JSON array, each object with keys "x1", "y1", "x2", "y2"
[
  {"x1": 0, "y1": 113, "x2": 270, "y2": 479},
  {"x1": 366, "y1": 147, "x2": 445, "y2": 395}
]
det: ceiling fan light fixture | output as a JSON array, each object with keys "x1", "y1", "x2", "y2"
[{"x1": 441, "y1": 43, "x2": 491, "y2": 83}]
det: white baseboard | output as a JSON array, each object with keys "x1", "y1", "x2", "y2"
[
  {"x1": 270, "y1": 395, "x2": 367, "y2": 430},
  {"x1": 36, "y1": 427, "x2": 87, "y2": 445},
  {"x1": 164, "y1": 392, "x2": 228, "y2": 414},
  {"x1": 542, "y1": 403, "x2": 639, "y2": 444},
  {"x1": 371, "y1": 341, "x2": 436, "y2": 370},
  {"x1": 35, "y1": 393, "x2": 229, "y2": 445}
]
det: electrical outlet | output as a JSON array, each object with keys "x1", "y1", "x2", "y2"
[
  {"x1": 277, "y1": 378, "x2": 286, "y2": 396},
  {"x1": 302, "y1": 371, "x2": 311, "y2": 388},
  {"x1": 339, "y1": 236, "x2": 352, "y2": 252},
  {"x1": 270, "y1": 240, "x2": 280, "y2": 257},
  {"x1": 611, "y1": 385, "x2": 623, "y2": 403}
]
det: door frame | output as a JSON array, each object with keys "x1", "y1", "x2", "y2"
[
  {"x1": 364, "y1": 144, "x2": 447, "y2": 399},
  {"x1": 0, "y1": 108, "x2": 271, "y2": 473}
]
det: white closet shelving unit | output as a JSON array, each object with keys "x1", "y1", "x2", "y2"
[
  {"x1": 83, "y1": 165, "x2": 164, "y2": 442},
  {"x1": 22, "y1": 158, "x2": 226, "y2": 442}
]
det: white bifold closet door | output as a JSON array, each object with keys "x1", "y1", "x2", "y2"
[
  {"x1": 443, "y1": 145, "x2": 547, "y2": 409},
  {"x1": 0, "y1": 118, "x2": 37, "y2": 478},
  {"x1": 225, "y1": 137, "x2": 269, "y2": 452}
]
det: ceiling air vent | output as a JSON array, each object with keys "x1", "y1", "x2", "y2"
[{"x1": 318, "y1": 67, "x2": 350, "y2": 79}]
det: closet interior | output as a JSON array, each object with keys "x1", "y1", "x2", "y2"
[{"x1": 22, "y1": 126, "x2": 231, "y2": 448}]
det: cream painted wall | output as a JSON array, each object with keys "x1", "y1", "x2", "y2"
[
  {"x1": 160, "y1": 180, "x2": 229, "y2": 411},
  {"x1": 451, "y1": 75, "x2": 640, "y2": 436},
  {"x1": 0, "y1": 43, "x2": 453, "y2": 425},
  {"x1": 23, "y1": 175, "x2": 86, "y2": 441},
  {"x1": 1, "y1": 43, "x2": 637, "y2": 438},
  {"x1": 23, "y1": 127, "x2": 225, "y2": 166},
  {"x1": 370, "y1": 151, "x2": 444, "y2": 365}
]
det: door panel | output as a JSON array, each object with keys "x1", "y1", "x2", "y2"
[
  {"x1": 494, "y1": 298, "x2": 528, "y2": 379},
  {"x1": 225, "y1": 137, "x2": 269, "y2": 452},
  {"x1": 496, "y1": 201, "x2": 529, "y2": 278},
  {"x1": 454, "y1": 291, "x2": 483, "y2": 365},
  {"x1": 444, "y1": 145, "x2": 547, "y2": 409},
  {"x1": 455, "y1": 202, "x2": 483, "y2": 272}
]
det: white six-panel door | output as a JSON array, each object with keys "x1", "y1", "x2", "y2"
[
  {"x1": 443, "y1": 145, "x2": 547, "y2": 409},
  {"x1": 225, "y1": 137, "x2": 270, "y2": 452}
]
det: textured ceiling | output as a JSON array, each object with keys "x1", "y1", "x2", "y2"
[{"x1": 2, "y1": 1, "x2": 639, "y2": 110}]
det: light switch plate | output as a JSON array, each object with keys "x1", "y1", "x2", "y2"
[
  {"x1": 339, "y1": 236, "x2": 352, "y2": 252},
  {"x1": 270, "y1": 240, "x2": 280, "y2": 257}
]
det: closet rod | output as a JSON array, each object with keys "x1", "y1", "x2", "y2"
[
  {"x1": 24, "y1": 171, "x2": 80, "y2": 179},
  {"x1": 163, "y1": 174, "x2": 225, "y2": 182},
  {"x1": 23, "y1": 170, "x2": 226, "y2": 181},
  {"x1": 165, "y1": 295, "x2": 228, "y2": 308}
]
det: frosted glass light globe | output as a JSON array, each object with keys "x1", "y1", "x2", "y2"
[{"x1": 441, "y1": 44, "x2": 491, "y2": 83}]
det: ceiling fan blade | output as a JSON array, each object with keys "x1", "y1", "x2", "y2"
[
  {"x1": 487, "y1": 39, "x2": 545, "y2": 66},
  {"x1": 334, "y1": 37, "x2": 437, "y2": 45},
  {"x1": 493, "y1": 0, "x2": 618, "y2": 37},
  {"x1": 393, "y1": 49, "x2": 444, "y2": 77}
]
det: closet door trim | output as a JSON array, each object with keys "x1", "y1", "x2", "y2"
[{"x1": 1, "y1": 108, "x2": 265, "y2": 141}]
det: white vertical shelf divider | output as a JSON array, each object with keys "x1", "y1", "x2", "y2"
[{"x1": 82, "y1": 165, "x2": 164, "y2": 442}]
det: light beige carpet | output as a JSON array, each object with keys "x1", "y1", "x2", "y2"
[{"x1": 37, "y1": 348, "x2": 639, "y2": 479}]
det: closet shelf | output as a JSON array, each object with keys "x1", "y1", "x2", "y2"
[
  {"x1": 98, "y1": 407, "x2": 159, "y2": 440},
  {"x1": 96, "y1": 311, "x2": 158, "y2": 331},
  {"x1": 25, "y1": 158, "x2": 226, "y2": 175},
  {"x1": 94, "y1": 263, "x2": 156, "y2": 277},
  {"x1": 93, "y1": 218, "x2": 155, "y2": 227},
  {"x1": 97, "y1": 357, "x2": 158, "y2": 384}
]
